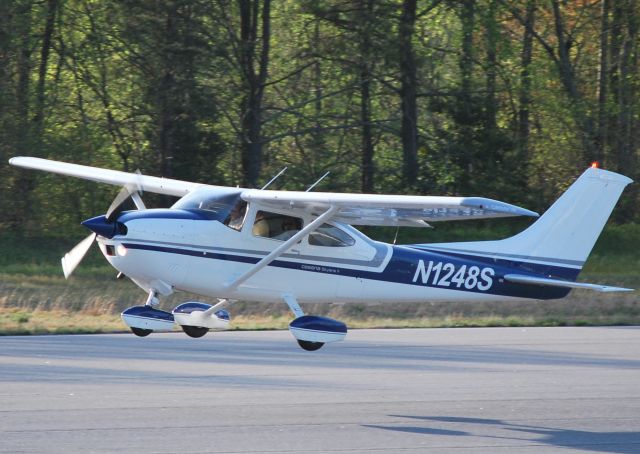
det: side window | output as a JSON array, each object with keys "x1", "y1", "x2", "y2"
[
  {"x1": 223, "y1": 201, "x2": 247, "y2": 231},
  {"x1": 253, "y1": 211, "x2": 302, "y2": 240},
  {"x1": 309, "y1": 224, "x2": 355, "y2": 247}
]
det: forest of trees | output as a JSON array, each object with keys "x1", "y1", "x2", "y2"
[{"x1": 1, "y1": 0, "x2": 638, "y2": 236}]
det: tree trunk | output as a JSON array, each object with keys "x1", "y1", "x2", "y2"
[
  {"x1": 550, "y1": 0, "x2": 598, "y2": 163},
  {"x1": 359, "y1": 0, "x2": 374, "y2": 193},
  {"x1": 399, "y1": 0, "x2": 419, "y2": 186},
  {"x1": 517, "y1": 0, "x2": 535, "y2": 164},
  {"x1": 239, "y1": 0, "x2": 271, "y2": 188},
  {"x1": 617, "y1": 0, "x2": 638, "y2": 172},
  {"x1": 484, "y1": 0, "x2": 498, "y2": 133},
  {"x1": 360, "y1": 65, "x2": 374, "y2": 193},
  {"x1": 597, "y1": 0, "x2": 610, "y2": 161},
  {"x1": 311, "y1": 17, "x2": 325, "y2": 167},
  {"x1": 157, "y1": 7, "x2": 176, "y2": 178},
  {"x1": 457, "y1": 0, "x2": 475, "y2": 191},
  {"x1": 33, "y1": 0, "x2": 57, "y2": 136},
  {"x1": 12, "y1": 1, "x2": 34, "y2": 232}
]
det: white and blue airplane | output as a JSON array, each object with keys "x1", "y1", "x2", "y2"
[{"x1": 9, "y1": 157, "x2": 634, "y2": 350}]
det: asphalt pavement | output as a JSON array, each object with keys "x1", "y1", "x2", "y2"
[{"x1": 1, "y1": 327, "x2": 639, "y2": 453}]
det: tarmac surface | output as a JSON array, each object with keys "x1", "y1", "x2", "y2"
[{"x1": 1, "y1": 327, "x2": 640, "y2": 453}]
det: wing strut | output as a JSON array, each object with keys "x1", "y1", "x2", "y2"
[{"x1": 224, "y1": 206, "x2": 340, "y2": 291}]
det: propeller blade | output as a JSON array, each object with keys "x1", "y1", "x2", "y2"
[
  {"x1": 61, "y1": 233, "x2": 96, "y2": 279},
  {"x1": 105, "y1": 170, "x2": 145, "y2": 221},
  {"x1": 105, "y1": 184, "x2": 133, "y2": 222}
]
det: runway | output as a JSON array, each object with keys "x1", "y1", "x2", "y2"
[{"x1": 1, "y1": 327, "x2": 640, "y2": 453}]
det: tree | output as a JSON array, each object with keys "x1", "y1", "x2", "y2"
[{"x1": 398, "y1": 0, "x2": 419, "y2": 186}]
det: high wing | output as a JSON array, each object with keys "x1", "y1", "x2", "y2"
[
  {"x1": 242, "y1": 189, "x2": 539, "y2": 226},
  {"x1": 9, "y1": 156, "x2": 203, "y2": 197},
  {"x1": 10, "y1": 156, "x2": 538, "y2": 226}
]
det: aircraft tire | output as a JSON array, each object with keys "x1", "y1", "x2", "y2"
[
  {"x1": 297, "y1": 340, "x2": 324, "y2": 351},
  {"x1": 131, "y1": 327, "x2": 153, "y2": 337},
  {"x1": 181, "y1": 325, "x2": 209, "y2": 338}
]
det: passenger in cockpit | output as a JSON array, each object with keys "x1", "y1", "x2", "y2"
[{"x1": 226, "y1": 201, "x2": 247, "y2": 231}]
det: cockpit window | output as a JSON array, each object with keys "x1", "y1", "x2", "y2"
[
  {"x1": 309, "y1": 224, "x2": 355, "y2": 247},
  {"x1": 172, "y1": 189, "x2": 243, "y2": 223}
]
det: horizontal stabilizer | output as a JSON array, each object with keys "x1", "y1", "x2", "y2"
[{"x1": 504, "y1": 274, "x2": 633, "y2": 293}]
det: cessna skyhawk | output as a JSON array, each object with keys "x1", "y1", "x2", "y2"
[{"x1": 9, "y1": 157, "x2": 633, "y2": 350}]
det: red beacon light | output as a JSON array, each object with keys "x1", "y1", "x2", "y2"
[{"x1": 591, "y1": 161, "x2": 600, "y2": 169}]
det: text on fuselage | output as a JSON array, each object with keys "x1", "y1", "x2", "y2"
[{"x1": 412, "y1": 260, "x2": 494, "y2": 291}]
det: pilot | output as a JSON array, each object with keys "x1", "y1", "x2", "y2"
[
  {"x1": 252, "y1": 211, "x2": 270, "y2": 237},
  {"x1": 226, "y1": 201, "x2": 247, "y2": 231}
]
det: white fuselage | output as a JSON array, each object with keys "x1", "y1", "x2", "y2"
[{"x1": 97, "y1": 214, "x2": 522, "y2": 305}]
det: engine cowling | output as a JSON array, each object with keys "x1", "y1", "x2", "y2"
[{"x1": 172, "y1": 302, "x2": 230, "y2": 331}]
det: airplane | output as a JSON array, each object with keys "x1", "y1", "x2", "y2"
[{"x1": 9, "y1": 157, "x2": 634, "y2": 351}]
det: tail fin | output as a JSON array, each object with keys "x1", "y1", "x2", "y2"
[
  {"x1": 498, "y1": 167, "x2": 632, "y2": 264},
  {"x1": 425, "y1": 167, "x2": 633, "y2": 268}
]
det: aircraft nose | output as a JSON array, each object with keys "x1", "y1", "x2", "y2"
[{"x1": 81, "y1": 215, "x2": 127, "y2": 238}]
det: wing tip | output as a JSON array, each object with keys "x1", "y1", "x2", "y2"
[{"x1": 461, "y1": 197, "x2": 539, "y2": 218}]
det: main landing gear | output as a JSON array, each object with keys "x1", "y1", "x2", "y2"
[
  {"x1": 181, "y1": 325, "x2": 208, "y2": 338},
  {"x1": 297, "y1": 340, "x2": 325, "y2": 351},
  {"x1": 283, "y1": 294, "x2": 347, "y2": 352},
  {"x1": 131, "y1": 327, "x2": 153, "y2": 337}
]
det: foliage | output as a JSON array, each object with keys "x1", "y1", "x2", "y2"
[{"x1": 0, "y1": 0, "x2": 639, "y2": 236}]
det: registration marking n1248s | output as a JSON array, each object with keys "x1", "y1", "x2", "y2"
[{"x1": 412, "y1": 260, "x2": 494, "y2": 291}]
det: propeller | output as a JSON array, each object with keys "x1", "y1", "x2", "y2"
[
  {"x1": 61, "y1": 170, "x2": 146, "y2": 279},
  {"x1": 61, "y1": 233, "x2": 97, "y2": 279},
  {"x1": 106, "y1": 170, "x2": 146, "y2": 222}
]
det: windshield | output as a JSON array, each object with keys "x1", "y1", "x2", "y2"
[{"x1": 172, "y1": 188, "x2": 243, "y2": 222}]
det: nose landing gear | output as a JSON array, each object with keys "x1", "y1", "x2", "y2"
[{"x1": 121, "y1": 290, "x2": 175, "y2": 336}]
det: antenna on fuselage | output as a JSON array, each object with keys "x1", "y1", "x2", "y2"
[
  {"x1": 305, "y1": 171, "x2": 330, "y2": 192},
  {"x1": 261, "y1": 167, "x2": 288, "y2": 190}
]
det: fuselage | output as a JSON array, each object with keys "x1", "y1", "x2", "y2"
[{"x1": 93, "y1": 208, "x2": 573, "y2": 304}]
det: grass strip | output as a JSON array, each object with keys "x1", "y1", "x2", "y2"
[{"x1": 2, "y1": 309, "x2": 640, "y2": 336}]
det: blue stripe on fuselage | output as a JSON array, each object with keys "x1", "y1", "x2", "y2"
[{"x1": 122, "y1": 241, "x2": 572, "y2": 300}]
